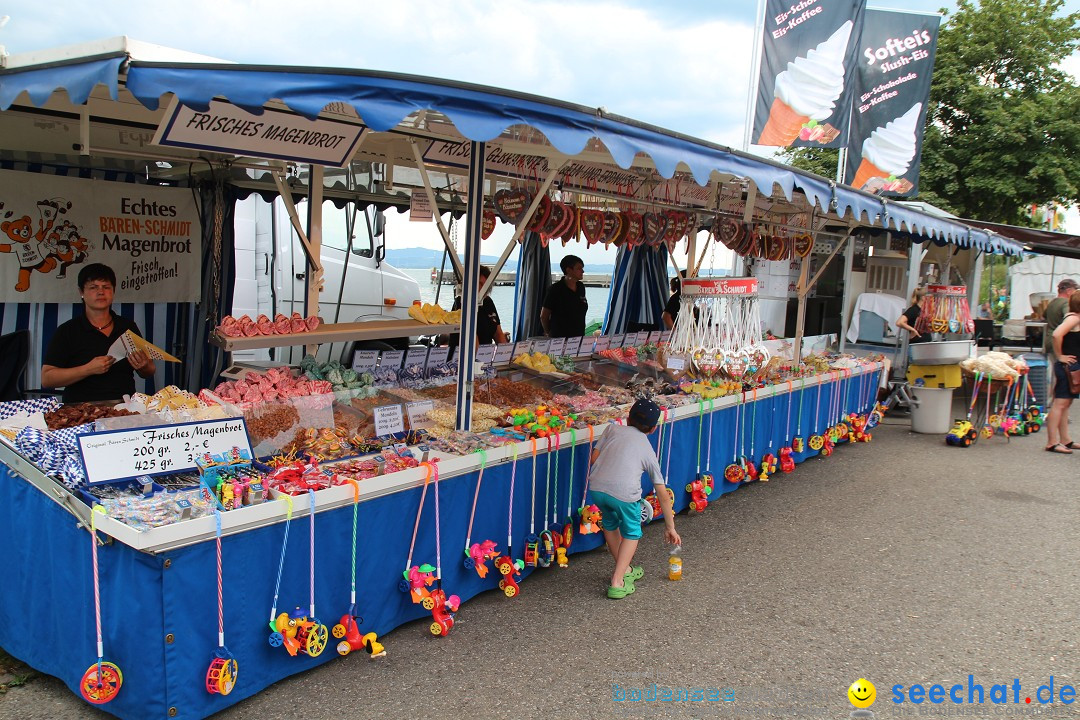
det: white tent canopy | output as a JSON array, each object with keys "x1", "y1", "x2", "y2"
[{"x1": 1007, "y1": 254, "x2": 1080, "y2": 320}]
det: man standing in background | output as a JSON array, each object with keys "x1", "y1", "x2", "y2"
[{"x1": 1043, "y1": 278, "x2": 1078, "y2": 390}]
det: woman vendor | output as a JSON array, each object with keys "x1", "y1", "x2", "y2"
[
  {"x1": 895, "y1": 288, "x2": 928, "y2": 344},
  {"x1": 41, "y1": 263, "x2": 155, "y2": 402}
]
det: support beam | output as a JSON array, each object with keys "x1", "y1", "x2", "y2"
[
  {"x1": 799, "y1": 230, "x2": 851, "y2": 296},
  {"x1": 410, "y1": 140, "x2": 465, "y2": 281},
  {"x1": 455, "y1": 142, "x2": 486, "y2": 432},
  {"x1": 793, "y1": 256, "x2": 810, "y2": 364},
  {"x1": 838, "y1": 229, "x2": 856, "y2": 351},
  {"x1": 305, "y1": 164, "x2": 324, "y2": 357},
  {"x1": 479, "y1": 165, "x2": 562, "y2": 300},
  {"x1": 270, "y1": 168, "x2": 322, "y2": 276},
  {"x1": 968, "y1": 250, "x2": 983, "y2": 312}
]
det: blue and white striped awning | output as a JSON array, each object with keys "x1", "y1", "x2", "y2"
[{"x1": 0, "y1": 51, "x2": 1023, "y2": 256}]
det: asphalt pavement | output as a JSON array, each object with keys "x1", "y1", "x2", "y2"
[{"x1": 3, "y1": 407, "x2": 1078, "y2": 720}]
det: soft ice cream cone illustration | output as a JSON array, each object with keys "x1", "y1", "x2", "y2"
[
  {"x1": 757, "y1": 20, "x2": 853, "y2": 146},
  {"x1": 759, "y1": 97, "x2": 809, "y2": 146},
  {"x1": 854, "y1": 103, "x2": 923, "y2": 189}
]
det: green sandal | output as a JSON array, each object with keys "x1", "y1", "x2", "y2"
[
  {"x1": 625, "y1": 565, "x2": 644, "y2": 582},
  {"x1": 607, "y1": 583, "x2": 634, "y2": 599}
]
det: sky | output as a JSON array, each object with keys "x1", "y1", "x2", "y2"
[{"x1": 1, "y1": 1, "x2": 1077, "y2": 270}]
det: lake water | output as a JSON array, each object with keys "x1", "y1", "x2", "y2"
[{"x1": 402, "y1": 267, "x2": 612, "y2": 329}]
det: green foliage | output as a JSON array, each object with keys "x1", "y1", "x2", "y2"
[
  {"x1": 779, "y1": 0, "x2": 1080, "y2": 224},
  {"x1": 922, "y1": 0, "x2": 1080, "y2": 223}
]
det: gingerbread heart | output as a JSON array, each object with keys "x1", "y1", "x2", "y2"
[
  {"x1": 602, "y1": 212, "x2": 624, "y2": 246},
  {"x1": 559, "y1": 204, "x2": 581, "y2": 244},
  {"x1": 793, "y1": 233, "x2": 814, "y2": 258},
  {"x1": 765, "y1": 235, "x2": 785, "y2": 261},
  {"x1": 549, "y1": 202, "x2": 576, "y2": 240},
  {"x1": 580, "y1": 209, "x2": 605, "y2": 244},
  {"x1": 622, "y1": 211, "x2": 644, "y2": 247},
  {"x1": 542, "y1": 200, "x2": 566, "y2": 236},
  {"x1": 527, "y1": 194, "x2": 553, "y2": 232},
  {"x1": 716, "y1": 217, "x2": 742, "y2": 249},
  {"x1": 481, "y1": 209, "x2": 496, "y2": 240},
  {"x1": 493, "y1": 188, "x2": 532, "y2": 225},
  {"x1": 642, "y1": 212, "x2": 669, "y2": 248}
]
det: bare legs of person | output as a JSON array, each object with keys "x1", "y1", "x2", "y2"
[
  {"x1": 1044, "y1": 397, "x2": 1074, "y2": 452},
  {"x1": 603, "y1": 528, "x2": 639, "y2": 588}
]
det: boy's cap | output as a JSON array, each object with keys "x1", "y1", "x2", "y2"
[{"x1": 629, "y1": 398, "x2": 661, "y2": 428}]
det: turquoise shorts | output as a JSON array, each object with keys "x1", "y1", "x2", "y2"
[{"x1": 592, "y1": 491, "x2": 643, "y2": 540}]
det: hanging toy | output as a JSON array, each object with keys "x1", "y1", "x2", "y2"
[
  {"x1": 742, "y1": 390, "x2": 760, "y2": 480},
  {"x1": 536, "y1": 435, "x2": 557, "y2": 568},
  {"x1": 524, "y1": 439, "x2": 540, "y2": 567},
  {"x1": 577, "y1": 426, "x2": 601, "y2": 535},
  {"x1": 332, "y1": 478, "x2": 385, "y2": 658},
  {"x1": 422, "y1": 462, "x2": 460, "y2": 636},
  {"x1": 463, "y1": 450, "x2": 499, "y2": 578},
  {"x1": 559, "y1": 428, "x2": 580, "y2": 562},
  {"x1": 760, "y1": 453, "x2": 778, "y2": 481},
  {"x1": 792, "y1": 377, "x2": 807, "y2": 452},
  {"x1": 495, "y1": 445, "x2": 524, "y2": 598},
  {"x1": 778, "y1": 380, "x2": 795, "y2": 472},
  {"x1": 206, "y1": 510, "x2": 239, "y2": 694},
  {"x1": 686, "y1": 400, "x2": 715, "y2": 511},
  {"x1": 80, "y1": 506, "x2": 123, "y2": 705},
  {"x1": 807, "y1": 375, "x2": 826, "y2": 452},
  {"x1": 268, "y1": 491, "x2": 329, "y2": 657},
  {"x1": 724, "y1": 393, "x2": 747, "y2": 484}
]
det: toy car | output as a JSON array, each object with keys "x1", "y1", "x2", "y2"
[
  {"x1": 640, "y1": 486, "x2": 675, "y2": 522},
  {"x1": 945, "y1": 419, "x2": 978, "y2": 447},
  {"x1": 778, "y1": 447, "x2": 795, "y2": 473},
  {"x1": 331, "y1": 614, "x2": 386, "y2": 658},
  {"x1": 495, "y1": 555, "x2": 522, "y2": 598},
  {"x1": 423, "y1": 589, "x2": 460, "y2": 636},
  {"x1": 685, "y1": 473, "x2": 714, "y2": 512}
]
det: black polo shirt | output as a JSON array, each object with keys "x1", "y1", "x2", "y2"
[
  {"x1": 542, "y1": 279, "x2": 588, "y2": 338},
  {"x1": 43, "y1": 311, "x2": 144, "y2": 402},
  {"x1": 451, "y1": 295, "x2": 502, "y2": 345},
  {"x1": 664, "y1": 291, "x2": 681, "y2": 324}
]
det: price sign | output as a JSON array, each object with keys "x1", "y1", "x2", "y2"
[
  {"x1": 594, "y1": 335, "x2": 611, "y2": 352},
  {"x1": 533, "y1": 338, "x2": 551, "y2": 355},
  {"x1": 406, "y1": 400, "x2": 436, "y2": 429},
  {"x1": 379, "y1": 350, "x2": 405, "y2": 370},
  {"x1": 374, "y1": 404, "x2": 406, "y2": 437},
  {"x1": 512, "y1": 341, "x2": 531, "y2": 358},
  {"x1": 77, "y1": 417, "x2": 253, "y2": 485},
  {"x1": 492, "y1": 343, "x2": 515, "y2": 366},
  {"x1": 475, "y1": 344, "x2": 497, "y2": 366},
  {"x1": 648, "y1": 331, "x2": 662, "y2": 344},
  {"x1": 637, "y1": 331, "x2": 651, "y2": 346},
  {"x1": 566, "y1": 336, "x2": 585, "y2": 356},
  {"x1": 351, "y1": 349, "x2": 378, "y2": 373},
  {"x1": 426, "y1": 346, "x2": 450, "y2": 368},
  {"x1": 548, "y1": 337, "x2": 565, "y2": 356},
  {"x1": 661, "y1": 330, "x2": 672, "y2": 344},
  {"x1": 405, "y1": 347, "x2": 429, "y2": 368},
  {"x1": 666, "y1": 357, "x2": 686, "y2": 371}
]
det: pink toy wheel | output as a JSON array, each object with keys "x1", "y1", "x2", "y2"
[{"x1": 81, "y1": 662, "x2": 122, "y2": 704}]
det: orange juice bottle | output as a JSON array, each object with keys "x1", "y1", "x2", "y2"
[{"x1": 668, "y1": 545, "x2": 682, "y2": 581}]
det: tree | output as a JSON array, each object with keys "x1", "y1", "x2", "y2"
[{"x1": 780, "y1": 0, "x2": 1080, "y2": 225}]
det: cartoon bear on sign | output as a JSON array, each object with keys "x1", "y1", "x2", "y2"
[{"x1": 0, "y1": 198, "x2": 72, "y2": 292}]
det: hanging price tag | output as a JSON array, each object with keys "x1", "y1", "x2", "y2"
[
  {"x1": 374, "y1": 404, "x2": 406, "y2": 436},
  {"x1": 666, "y1": 357, "x2": 686, "y2": 371},
  {"x1": 77, "y1": 418, "x2": 254, "y2": 485}
]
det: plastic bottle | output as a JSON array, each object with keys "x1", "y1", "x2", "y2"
[{"x1": 668, "y1": 545, "x2": 682, "y2": 581}]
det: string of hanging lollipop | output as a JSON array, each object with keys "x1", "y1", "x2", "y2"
[
  {"x1": 916, "y1": 285, "x2": 974, "y2": 335},
  {"x1": 667, "y1": 277, "x2": 769, "y2": 381}
]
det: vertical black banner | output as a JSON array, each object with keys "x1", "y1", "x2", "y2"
[
  {"x1": 845, "y1": 9, "x2": 940, "y2": 195},
  {"x1": 753, "y1": 0, "x2": 865, "y2": 148}
]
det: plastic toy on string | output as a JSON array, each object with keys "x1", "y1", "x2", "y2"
[
  {"x1": 463, "y1": 450, "x2": 499, "y2": 578},
  {"x1": 206, "y1": 511, "x2": 239, "y2": 695},
  {"x1": 267, "y1": 492, "x2": 329, "y2": 658},
  {"x1": 916, "y1": 285, "x2": 974, "y2": 335},
  {"x1": 667, "y1": 278, "x2": 769, "y2": 381},
  {"x1": 494, "y1": 445, "x2": 524, "y2": 598},
  {"x1": 80, "y1": 506, "x2": 122, "y2": 705},
  {"x1": 332, "y1": 477, "x2": 385, "y2": 659},
  {"x1": 686, "y1": 400, "x2": 715, "y2": 511},
  {"x1": 946, "y1": 372, "x2": 984, "y2": 447}
]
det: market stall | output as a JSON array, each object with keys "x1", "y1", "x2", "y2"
[{"x1": 0, "y1": 36, "x2": 1019, "y2": 720}]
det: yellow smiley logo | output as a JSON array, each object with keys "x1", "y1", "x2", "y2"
[{"x1": 848, "y1": 678, "x2": 876, "y2": 708}]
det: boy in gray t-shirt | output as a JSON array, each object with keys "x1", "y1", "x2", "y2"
[{"x1": 589, "y1": 398, "x2": 681, "y2": 599}]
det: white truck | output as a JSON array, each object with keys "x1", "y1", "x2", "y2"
[{"x1": 231, "y1": 195, "x2": 421, "y2": 366}]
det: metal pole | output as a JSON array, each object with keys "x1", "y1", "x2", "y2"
[
  {"x1": 305, "y1": 164, "x2": 324, "y2": 358},
  {"x1": 455, "y1": 142, "x2": 486, "y2": 432},
  {"x1": 743, "y1": 0, "x2": 767, "y2": 152}
]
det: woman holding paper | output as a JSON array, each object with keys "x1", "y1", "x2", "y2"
[{"x1": 41, "y1": 263, "x2": 155, "y2": 402}]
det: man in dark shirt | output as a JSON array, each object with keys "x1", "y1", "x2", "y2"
[
  {"x1": 450, "y1": 265, "x2": 509, "y2": 352},
  {"x1": 662, "y1": 276, "x2": 682, "y2": 330},
  {"x1": 42, "y1": 263, "x2": 155, "y2": 402},
  {"x1": 540, "y1": 254, "x2": 588, "y2": 338}
]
